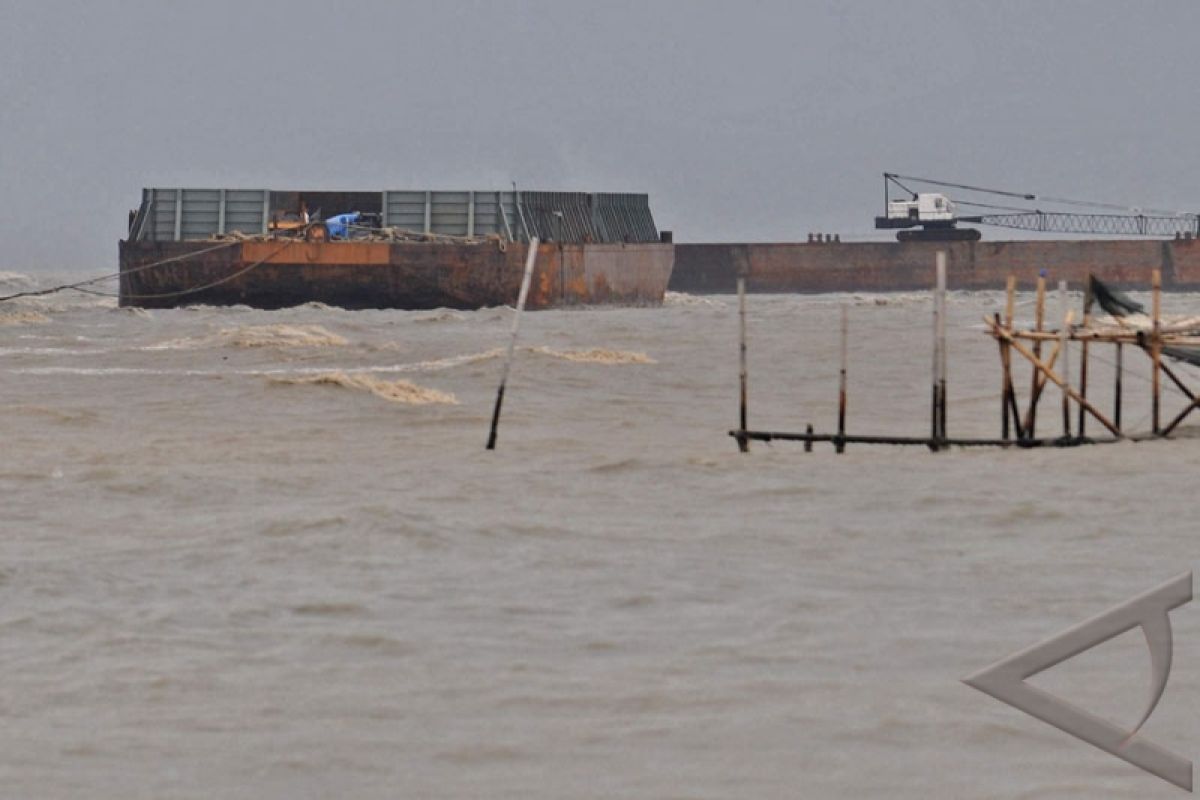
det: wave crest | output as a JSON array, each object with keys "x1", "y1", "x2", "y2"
[{"x1": 270, "y1": 371, "x2": 458, "y2": 405}]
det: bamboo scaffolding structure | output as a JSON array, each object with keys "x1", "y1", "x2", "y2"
[
  {"x1": 729, "y1": 262, "x2": 1200, "y2": 455},
  {"x1": 988, "y1": 315, "x2": 1121, "y2": 437}
]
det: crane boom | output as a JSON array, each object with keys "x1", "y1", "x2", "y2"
[{"x1": 965, "y1": 211, "x2": 1200, "y2": 237}]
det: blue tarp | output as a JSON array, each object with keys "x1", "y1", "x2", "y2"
[{"x1": 325, "y1": 212, "x2": 361, "y2": 239}]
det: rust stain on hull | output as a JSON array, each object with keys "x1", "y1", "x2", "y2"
[{"x1": 119, "y1": 240, "x2": 674, "y2": 310}]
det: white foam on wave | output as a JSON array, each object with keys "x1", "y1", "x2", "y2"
[
  {"x1": 664, "y1": 292, "x2": 726, "y2": 308},
  {"x1": 269, "y1": 371, "x2": 459, "y2": 405},
  {"x1": 0, "y1": 309, "x2": 52, "y2": 326},
  {"x1": 143, "y1": 324, "x2": 349, "y2": 351}
]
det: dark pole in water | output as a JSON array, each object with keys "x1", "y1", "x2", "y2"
[
  {"x1": 486, "y1": 237, "x2": 540, "y2": 450},
  {"x1": 1078, "y1": 279, "x2": 1092, "y2": 437},
  {"x1": 931, "y1": 252, "x2": 947, "y2": 450},
  {"x1": 1152, "y1": 268, "x2": 1162, "y2": 434},
  {"x1": 836, "y1": 304, "x2": 848, "y2": 454},
  {"x1": 1059, "y1": 280, "x2": 1071, "y2": 439},
  {"x1": 1026, "y1": 275, "x2": 1047, "y2": 438},
  {"x1": 737, "y1": 276, "x2": 749, "y2": 453},
  {"x1": 1001, "y1": 275, "x2": 1016, "y2": 440}
]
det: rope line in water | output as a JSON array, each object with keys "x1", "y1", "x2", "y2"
[
  {"x1": 116, "y1": 239, "x2": 296, "y2": 301},
  {"x1": 0, "y1": 239, "x2": 243, "y2": 303}
]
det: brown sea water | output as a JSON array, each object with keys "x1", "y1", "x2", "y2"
[{"x1": 3, "y1": 270, "x2": 1200, "y2": 799}]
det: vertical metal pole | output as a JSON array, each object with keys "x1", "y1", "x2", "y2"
[
  {"x1": 260, "y1": 190, "x2": 270, "y2": 236},
  {"x1": 467, "y1": 190, "x2": 475, "y2": 237},
  {"x1": 1059, "y1": 280, "x2": 1071, "y2": 438},
  {"x1": 485, "y1": 238, "x2": 540, "y2": 450},
  {"x1": 931, "y1": 252, "x2": 947, "y2": 448},
  {"x1": 931, "y1": 256, "x2": 941, "y2": 449},
  {"x1": 424, "y1": 190, "x2": 432, "y2": 234},
  {"x1": 217, "y1": 188, "x2": 226, "y2": 235},
  {"x1": 1152, "y1": 268, "x2": 1162, "y2": 434},
  {"x1": 737, "y1": 277, "x2": 749, "y2": 453},
  {"x1": 173, "y1": 188, "x2": 183, "y2": 241},
  {"x1": 939, "y1": 259, "x2": 948, "y2": 441},
  {"x1": 837, "y1": 304, "x2": 848, "y2": 454}
]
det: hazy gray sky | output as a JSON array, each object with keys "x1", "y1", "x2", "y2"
[{"x1": 3, "y1": 0, "x2": 1199, "y2": 268}]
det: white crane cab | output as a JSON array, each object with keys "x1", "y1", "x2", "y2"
[
  {"x1": 886, "y1": 193, "x2": 956, "y2": 223},
  {"x1": 875, "y1": 190, "x2": 980, "y2": 241}
]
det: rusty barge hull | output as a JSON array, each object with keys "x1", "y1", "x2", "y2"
[
  {"x1": 119, "y1": 240, "x2": 674, "y2": 310},
  {"x1": 671, "y1": 239, "x2": 1200, "y2": 293}
]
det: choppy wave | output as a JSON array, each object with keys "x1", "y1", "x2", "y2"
[
  {"x1": 270, "y1": 371, "x2": 459, "y2": 405},
  {"x1": 527, "y1": 346, "x2": 656, "y2": 364},
  {"x1": 664, "y1": 292, "x2": 726, "y2": 308},
  {"x1": 413, "y1": 310, "x2": 468, "y2": 323},
  {"x1": 145, "y1": 324, "x2": 349, "y2": 350},
  {"x1": 0, "y1": 270, "x2": 38, "y2": 290},
  {"x1": 0, "y1": 309, "x2": 51, "y2": 326}
]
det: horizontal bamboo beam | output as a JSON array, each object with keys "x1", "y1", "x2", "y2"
[
  {"x1": 731, "y1": 430, "x2": 1115, "y2": 448},
  {"x1": 1006, "y1": 329, "x2": 1200, "y2": 345}
]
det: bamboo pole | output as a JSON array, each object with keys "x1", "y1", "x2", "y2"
[
  {"x1": 1078, "y1": 280, "x2": 1092, "y2": 437},
  {"x1": 1027, "y1": 275, "x2": 1047, "y2": 437},
  {"x1": 1161, "y1": 361, "x2": 1196, "y2": 401},
  {"x1": 1114, "y1": 342, "x2": 1123, "y2": 432},
  {"x1": 1152, "y1": 268, "x2": 1162, "y2": 434},
  {"x1": 990, "y1": 317, "x2": 1121, "y2": 436},
  {"x1": 486, "y1": 238, "x2": 540, "y2": 450},
  {"x1": 738, "y1": 276, "x2": 749, "y2": 453},
  {"x1": 1058, "y1": 280, "x2": 1071, "y2": 438},
  {"x1": 837, "y1": 303, "x2": 848, "y2": 454},
  {"x1": 1001, "y1": 275, "x2": 1017, "y2": 439},
  {"x1": 1021, "y1": 339, "x2": 1061, "y2": 436},
  {"x1": 1161, "y1": 395, "x2": 1200, "y2": 437}
]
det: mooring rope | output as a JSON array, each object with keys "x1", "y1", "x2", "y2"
[
  {"x1": 116, "y1": 238, "x2": 296, "y2": 301},
  {"x1": 0, "y1": 239, "x2": 243, "y2": 303}
]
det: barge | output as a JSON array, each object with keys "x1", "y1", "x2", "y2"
[
  {"x1": 670, "y1": 238, "x2": 1200, "y2": 294},
  {"x1": 120, "y1": 189, "x2": 674, "y2": 310}
]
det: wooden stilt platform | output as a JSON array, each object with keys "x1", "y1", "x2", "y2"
[{"x1": 731, "y1": 262, "x2": 1200, "y2": 453}]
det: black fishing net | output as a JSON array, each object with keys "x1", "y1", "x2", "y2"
[{"x1": 1089, "y1": 274, "x2": 1200, "y2": 367}]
